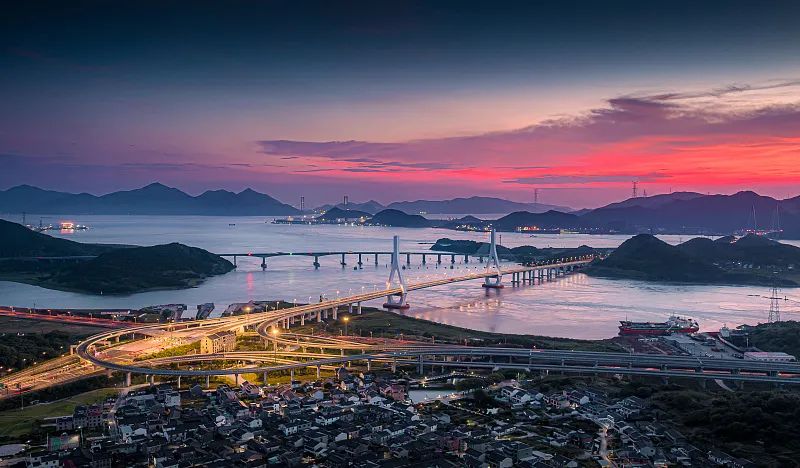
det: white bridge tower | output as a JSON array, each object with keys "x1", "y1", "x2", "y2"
[
  {"x1": 482, "y1": 228, "x2": 504, "y2": 288},
  {"x1": 383, "y1": 235, "x2": 410, "y2": 309}
]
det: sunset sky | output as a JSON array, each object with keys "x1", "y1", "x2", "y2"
[{"x1": 2, "y1": 0, "x2": 800, "y2": 208}]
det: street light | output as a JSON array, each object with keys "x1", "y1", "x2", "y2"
[
  {"x1": 270, "y1": 328, "x2": 279, "y2": 363},
  {"x1": 342, "y1": 316, "x2": 350, "y2": 336}
]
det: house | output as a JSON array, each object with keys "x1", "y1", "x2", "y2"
[{"x1": 200, "y1": 330, "x2": 237, "y2": 354}]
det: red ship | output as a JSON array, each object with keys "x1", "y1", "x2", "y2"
[{"x1": 618, "y1": 315, "x2": 699, "y2": 336}]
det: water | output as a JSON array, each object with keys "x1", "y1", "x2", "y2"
[{"x1": 1, "y1": 215, "x2": 797, "y2": 339}]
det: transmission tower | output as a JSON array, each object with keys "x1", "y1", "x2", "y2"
[
  {"x1": 632, "y1": 181, "x2": 638, "y2": 198},
  {"x1": 343, "y1": 195, "x2": 349, "y2": 209},
  {"x1": 534, "y1": 189, "x2": 539, "y2": 209},
  {"x1": 768, "y1": 284, "x2": 781, "y2": 323},
  {"x1": 300, "y1": 196, "x2": 305, "y2": 213}
]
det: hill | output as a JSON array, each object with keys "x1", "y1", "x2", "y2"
[
  {"x1": 0, "y1": 220, "x2": 234, "y2": 294},
  {"x1": 48, "y1": 243, "x2": 235, "y2": 294},
  {"x1": 583, "y1": 191, "x2": 800, "y2": 238},
  {"x1": 588, "y1": 234, "x2": 727, "y2": 283},
  {"x1": 317, "y1": 207, "x2": 372, "y2": 222},
  {"x1": 387, "y1": 196, "x2": 570, "y2": 215},
  {"x1": 0, "y1": 183, "x2": 298, "y2": 215},
  {"x1": 315, "y1": 200, "x2": 385, "y2": 214},
  {"x1": 493, "y1": 210, "x2": 584, "y2": 231},
  {"x1": 369, "y1": 209, "x2": 431, "y2": 228},
  {"x1": 589, "y1": 234, "x2": 799, "y2": 285},
  {"x1": 0, "y1": 219, "x2": 120, "y2": 257}
]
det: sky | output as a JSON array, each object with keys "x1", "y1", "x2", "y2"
[{"x1": 1, "y1": 1, "x2": 800, "y2": 209}]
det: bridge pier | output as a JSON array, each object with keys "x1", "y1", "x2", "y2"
[
  {"x1": 316, "y1": 366, "x2": 321, "y2": 378},
  {"x1": 418, "y1": 355, "x2": 424, "y2": 375},
  {"x1": 314, "y1": 255, "x2": 320, "y2": 269},
  {"x1": 233, "y1": 255, "x2": 237, "y2": 268},
  {"x1": 260, "y1": 257, "x2": 267, "y2": 270},
  {"x1": 358, "y1": 254, "x2": 363, "y2": 267},
  {"x1": 464, "y1": 254, "x2": 469, "y2": 263},
  {"x1": 177, "y1": 376, "x2": 182, "y2": 389},
  {"x1": 300, "y1": 314, "x2": 305, "y2": 326},
  {"x1": 422, "y1": 254, "x2": 426, "y2": 265},
  {"x1": 317, "y1": 310, "x2": 322, "y2": 322},
  {"x1": 357, "y1": 302, "x2": 362, "y2": 314},
  {"x1": 263, "y1": 372, "x2": 268, "y2": 385},
  {"x1": 367, "y1": 358, "x2": 371, "y2": 371},
  {"x1": 340, "y1": 253, "x2": 346, "y2": 267},
  {"x1": 348, "y1": 303, "x2": 353, "y2": 314},
  {"x1": 205, "y1": 375, "x2": 210, "y2": 388},
  {"x1": 391, "y1": 358, "x2": 397, "y2": 373},
  {"x1": 374, "y1": 253, "x2": 378, "y2": 265},
  {"x1": 437, "y1": 254, "x2": 442, "y2": 264},
  {"x1": 290, "y1": 369, "x2": 295, "y2": 381},
  {"x1": 406, "y1": 253, "x2": 411, "y2": 265},
  {"x1": 125, "y1": 372, "x2": 131, "y2": 387},
  {"x1": 451, "y1": 254, "x2": 455, "y2": 264},
  {"x1": 332, "y1": 307, "x2": 338, "y2": 320}
]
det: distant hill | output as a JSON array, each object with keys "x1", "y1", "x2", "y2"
[
  {"x1": 582, "y1": 191, "x2": 800, "y2": 238},
  {"x1": 0, "y1": 219, "x2": 121, "y2": 257},
  {"x1": 50, "y1": 243, "x2": 235, "y2": 294},
  {"x1": 387, "y1": 196, "x2": 570, "y2": 215},
  {"x1": 493, "y1": 210, "x2": 584, "y2": 231},
  {"x1": 315, "y1": 200, "x2": 385, "y2": 214},
  {"x1": 317, "y1": 207, "x2": 372, "y2": 221},
  {"x1": 0, "y1": 183, "x2": 299, "y2": 215},
  {"x1": 370, "y1": 209, "x2": 431, "y2": 228},
  {"x1": 589, "y1": 234, "x2": 798, "y2": 286},
  {"x1": 598, "y1": 192, "x2": 704, "y2": 210}
]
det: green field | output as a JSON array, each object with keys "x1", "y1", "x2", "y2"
[
  {"x1": 290, "y1": 307, "x2": 622, "y2": 352},
  {"x1": 0, "y1": 388, "x2": 119, "y2": 439}
]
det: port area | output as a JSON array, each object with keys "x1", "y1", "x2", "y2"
[{"x1": 614, "y1": 332, "x2": 743, "y2": 359}]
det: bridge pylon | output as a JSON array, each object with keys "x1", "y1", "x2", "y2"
[
  {"x1": 482, "y1": 228, "x2": 504, "y2": 289},
  {"x1": 383, "y1": 235, "x2": 410, "y2": 309}
]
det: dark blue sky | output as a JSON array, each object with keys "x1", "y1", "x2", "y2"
[{"x1": 2, "y1": 1, "x2": 800, "y2": 207}]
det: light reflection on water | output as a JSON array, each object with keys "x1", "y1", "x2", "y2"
[{"x1": 0, "y1": 215, "x2": 797, "y2": 339}]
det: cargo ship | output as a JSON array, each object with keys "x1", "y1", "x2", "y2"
[{"x1": 618, "y1": 315, "x2": 699, "y2": 336}]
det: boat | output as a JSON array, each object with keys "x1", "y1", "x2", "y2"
[{"x1": 618, "y1": 315, "x2": 699, "y2": 336}]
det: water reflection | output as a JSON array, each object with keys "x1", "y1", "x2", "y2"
[{"x1": 0, "y1": 215, "x2": 797, "y2": 339}]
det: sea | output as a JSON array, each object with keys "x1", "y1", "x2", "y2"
[{"x1": 1, "y1": 214, "x2": 798, "y2": 340}]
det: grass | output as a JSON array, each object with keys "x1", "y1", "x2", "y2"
[
  {"x1": 291, "y1": 307, "x2": 623, "y2": 352},
  {"x1": 0, "y1": 388, "x2": 119, "y2": 439}
]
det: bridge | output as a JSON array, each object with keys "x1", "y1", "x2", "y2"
[
  {"x1": 12, "y1": 229, "x2": 800, "y2": 397},
  {"x1": 215, "y1": 249, "x2": 500, "y2": 269}
]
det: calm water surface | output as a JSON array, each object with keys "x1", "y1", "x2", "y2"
[{"x1": 1, "y1": 215, "x2": 797, "y2": 339}]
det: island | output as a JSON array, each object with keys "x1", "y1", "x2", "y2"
[
  {"x1": 0, "y1": 219, "x2": 234, "y2": 294},
  {"x1": 587, "y1": 233, "x2": 800, "y2": 286}
]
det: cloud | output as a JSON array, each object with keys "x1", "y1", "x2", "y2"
[{"x1": 255, "y1": 79, "x2": 800, "y2": 193}]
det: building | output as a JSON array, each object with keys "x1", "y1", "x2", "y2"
[
  {"x1": 200, "y1": 331, "x2": 237, "y2": 354},
  {"x1": 743, "y1": 351, "x2": 796, "y2": 362}
]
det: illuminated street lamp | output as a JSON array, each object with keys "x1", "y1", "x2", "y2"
[
  {"x1": 342, "y1": 316, "x2": 350, "y2": 336},
  {"x1": 270, "y1": 328, "x2": 279, "y2": 363}
]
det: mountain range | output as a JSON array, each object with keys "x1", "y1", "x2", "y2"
[
  {"x1": 385, "y1": 196, "x2": 570, "y2": 214},
  {"x1": 0, "y1": 183, "x2": 299, "y2": 215}
]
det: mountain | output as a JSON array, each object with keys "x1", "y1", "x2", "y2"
[
  {"x1": 0, "y1": 183, "x2": 299, "y2": 215},
  {"x1": 387, "y1": 196, "x2": 570, "y2": 215},
  {"x1": 369, "y1": 209, "x2": 431, "y2": 228},
  {"x1": 315, "y1": 200, "x2": 385, "y2": 214},
  {"x1": 597, "y1": 192, "x2": 704, "y2": 210},
  {"x1": 582, "y1": 191, "x2": 800, "y2": 237},
  {"x1": 588, "y1": 234, "x2": 726, "y2": 282},
  {"x1": 0, "y1": 219, "x2": 121, "y2": 257},
  {"x1": 589, "y1": 234, "x2": 799, "y2": 285},
  {"x1": 492, "y1": 210, "x2": 584, "y2": 231},
  {"x1": 50, "y1": 243, "x2": 235, "y2": 294},
  {"x1": 317, "y1": 207, "x2": 372, "y2": 221}
]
